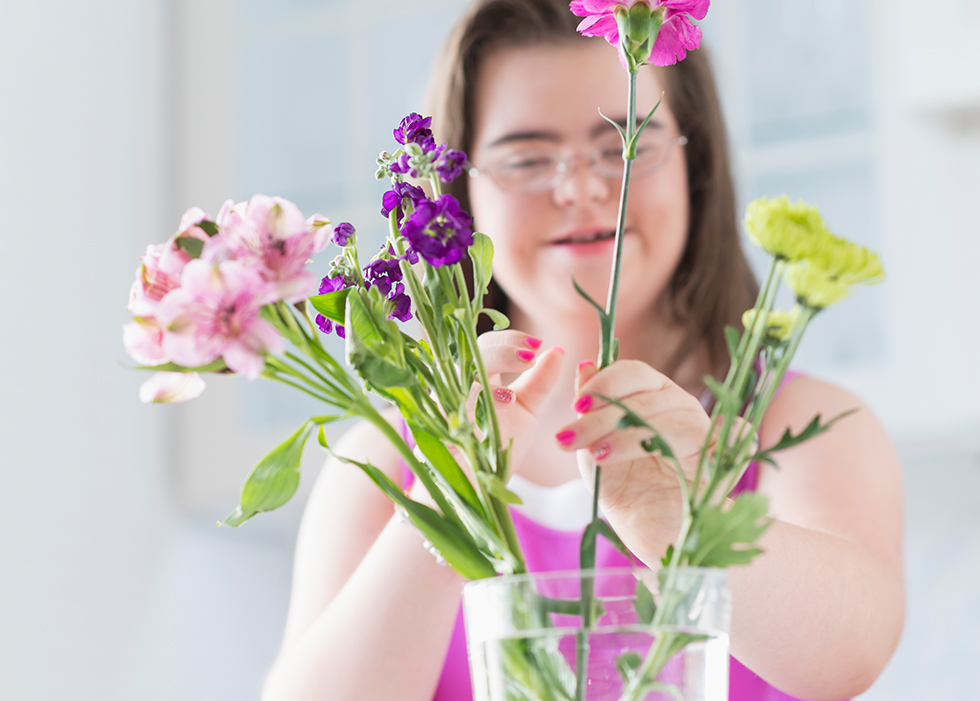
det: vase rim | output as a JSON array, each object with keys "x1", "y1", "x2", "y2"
[{"x1": 464, "y1": 565, "x2": 731, "y2": 590}]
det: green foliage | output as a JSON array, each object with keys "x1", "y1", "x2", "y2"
[
  {"x1": 308, "y1": 288, "x2": 350, "y2": 325},
  {"x1": 751, "y1": 410, "x2": 856, "y2": 467},
  {"x1": 412, "y1": 427, "x2": 483, "y2": 510},
  {"x1": 336, "y1": 453, "x2": 497, "y2": 580},
  {"x1": 175, "y1": 237, "x2": 204, "y2": 259},
  {"x1": 477, "y1": 472, "x2": 523, "y2": 505},
  {"x1": 470, "y1": 232, "x2": 494, "y2": 296},
  {"x1": 481, "y1": 308, "x2": 511, "y2": 331},
  {"x1": 221, "y1": 421, "x2": 314, "y2": 527},
  {"x1": 197, "y1": 219, "x2": 219, "y2": 237},
  {"x1": 346, "y1": 290, "x2": 415, "y2": 389},
  {"x1": 594, "y1": 394, "x2": 677, "y2": 461},
  {"x1": 684, "y1": 493, "x2": 771, "y2": 568},
  {"x1": 134, "y1": 359, "x2": 227, "y2": 373},
  {"x1": 724, "y1": 325, "x2": 741, "y2": 362},
  {"x1": 615, "y1": 652, "x2": 643, "y2": 682},
  {"x1": 634, "y1": 580, "x2": 656, "y2": 624}
]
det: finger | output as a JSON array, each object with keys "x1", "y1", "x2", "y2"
[
  {"x1": 557, "y1": 405, "x2": 710, "y2": 462},
  {"x1": 575, "y1": 360, "x2": 701, "y2": 415},
  {"x1": 477, "y1": 331, "x2": 542, "y2": 379},
  {"x1": 509, "y1": 346, "x2": 565, "y2": 415},
  {"x1": 575, "y1": 358, "x2": 598, "y2": 394}
]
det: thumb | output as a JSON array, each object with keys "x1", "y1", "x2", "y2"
[{"x1": 509, "y1": 346, "x2": 565, "y2": 416}]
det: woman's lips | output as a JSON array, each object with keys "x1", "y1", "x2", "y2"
[{"x1": 548, "y1": 229, "x2": 618, "y2": 256}]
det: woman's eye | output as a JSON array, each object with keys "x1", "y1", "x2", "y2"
[{"x1": 502, "y1": 154, "x2": 554, "y2": 171}]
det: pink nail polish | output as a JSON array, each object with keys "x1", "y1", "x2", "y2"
[
  {"x1": 517, "y1": 349, "x2": 536, "y2": 362},
  {"x1": 590, "y1": 442, "x2": 612, "y2": 461},
  {"x1": 525, "y1": 337, "x2": 543, "y2": 349},
  {"x1": 555, "y1": 430, "x2": 576, "y2": 447},
  {"x1": 574, "y1": 395, "x2": 593, "y2": 413},
  {"x1": 493, "y1": 387, "x2": 515, "y2": 403},
  {"x1": 578, "y1": 360, "x2": 595, "y2": 372}
]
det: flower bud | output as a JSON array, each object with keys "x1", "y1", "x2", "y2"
[{"x1": 615, "y1": 3, "x2": 664, "y2": 70}]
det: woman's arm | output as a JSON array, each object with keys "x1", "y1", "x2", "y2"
[
  {"x1": 727, "y1": 377, "x2": 904, "y2": 700},
  {"x1": 262, "y1": 416, "x2": 464, "y2": 701}
]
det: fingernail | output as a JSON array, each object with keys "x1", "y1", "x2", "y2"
[
  {"x1": 517, "y1": 349, "x2": 536, "y2": 362},
  {"x1": 555, "y1": 430, "x2": 576, "y2": 447},
  {"x1": 493, "y1": 387, "x2": 515, "y2": 403},
  {"x1": 590, "y1": 442, "x2": 612, "y2": 461},
  {"x1": 578, "y1": 360, "x2": 595, "y2": 372},
  {"x1": 525, "y1": 337, "x2": 543, "y2": 349},
  {"x1": 553, "y1": 346, "x2": 565, "y2": 354},
  {"x1": 573, "y1": 395, "x2": 593, "y2": 413}
]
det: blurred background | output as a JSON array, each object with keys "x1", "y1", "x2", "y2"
[{"x1": 1, "y1": 0, "x2": 978, "y2": 699}]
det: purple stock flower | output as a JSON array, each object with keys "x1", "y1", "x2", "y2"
[
  {"x1": 388, "y1": 152, "x2": 413, "y2": 176},
  {"x1": 435, "y1": 147, "x2": 467, "y2": 183},
  {"x1": 319, "y1": 275, "x2": 348, "y2": 295},
  {"x1": 381, "y1": 182, "x2": 427, "y2": 223},
  {"x1": 315, "y1": 313, "x2": 334, "y2": 334},
  {"x1": 401, "y1": 194, "x2": 474, "y2": 268},
  {"x1": 363, "y1": 257, "x2": 403, "y2": 296},
  {"x1": 332, "y1": 222, "x2": 355, "y2": 246},
  {"x1": 393, "y1": 112, "x2": 435, "y2": 150},
  {"x1": 388, "y1": 284, "x2": 413, "y2": 322},
  {"x1": 336, "y1": 324, "x2": 346, "y2": 339}
]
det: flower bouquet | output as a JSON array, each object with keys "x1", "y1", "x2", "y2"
[{"x1": 123, "y1": 1, "x2": 883, "y2": 699}]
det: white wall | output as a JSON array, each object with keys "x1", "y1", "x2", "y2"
[{"x1": 0, "y1": 2, "x2": 174, "y2": 699}]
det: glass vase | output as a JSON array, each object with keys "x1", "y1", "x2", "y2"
[{"x1": 463, "y1": 567, "x2": 731, "y2": 701}]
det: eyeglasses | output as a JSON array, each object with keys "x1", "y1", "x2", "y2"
[{"x1": 467, "y1": 130, "x2": 688, "y2": 194}]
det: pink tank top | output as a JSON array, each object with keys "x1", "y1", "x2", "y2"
[{"x1": 401, "y1": 371, "x2": 843, "y2": 701}]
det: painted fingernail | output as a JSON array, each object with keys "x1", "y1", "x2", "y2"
[
  {"x1": 494, "y1": 387, "x2": 515, "y2": 403},
  {"x1": 517, "y1": 349, "x2": 536, "y2": 362},
  {"x1": 590, "y1": 442, "x2": 612, "y2": 461},
  {"x1": 525, "y1": 337, "x2": 543, "y2": 349},
  {"x1": 573, "y1": 395, "x2": 593, "y2": 413},
  {"x1": 556, "y1": 430, "x2": 576, "y2": 447},
  {"x1": 578, "y1": 360, "x2": 595, "y2": 372}
]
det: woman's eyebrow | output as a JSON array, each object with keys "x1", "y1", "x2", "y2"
[{"x1": 487, "y1": 129, "x2": 562, "y2": 148}]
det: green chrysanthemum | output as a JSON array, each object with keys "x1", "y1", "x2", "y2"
[
  {"x1": 812, "y1": 237, "x2": 885, "y2": 286},
  {"x1": 783, "y1": 262, "x2": 852, "y2": 310},
  {"x1": 742, "y1": 306, "x2": 802, "y2": 343},
  {"x1": 744, "y1": 196, "x2": 832, "y2": 262}
]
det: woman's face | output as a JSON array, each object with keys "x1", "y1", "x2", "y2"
[{"x1": 468, "y1": 41, "x2": 689, "y2": 330}]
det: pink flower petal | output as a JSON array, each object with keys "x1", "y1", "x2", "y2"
[
  {"x1": 221, "y1": 343, "x2": 266, "y2": 380},
  {"x1": 649, "y1": 14, "x2": 702, "y2": 65},
  {"x1": 139, "y1": 371, "x2": 206, "y2": 404},
  {"x1": 660, "y1": 0, "x2": 710, "y2": 21},
  {"x1": 178, "y1": 206, "x2": 209, "y2": 234},
  {"x1": 577, "y1": 14, "x2": 620, "y2": 43},
  {"x1": 123, "y1": 319, "x2": 168, "y2": 366}
]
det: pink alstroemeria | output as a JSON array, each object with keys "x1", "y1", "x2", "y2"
[
  {"x1": 123, "y1": 317, "x2": 168, "y2": 366},
  {"x1": 217, "y1": 195, "x2": 327, "y2": 303},
  {"x1": 139, "y1": 371, "x2": 207, "y2": 404},
  {"x1": 127, "y1": 207, "x2": 213, "y2": 317},
  {"x1": 155, "y1": 259, "x2": 283, "y2": 379},
  {"x1": 570, "y1": 0, "x2": 709, "y2": 68}
]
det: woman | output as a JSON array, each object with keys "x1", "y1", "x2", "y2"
[{"x1": 263, "y1": 1, "x2": 904, "y2": 699}]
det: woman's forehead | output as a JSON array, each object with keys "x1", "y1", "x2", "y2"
[{"x1": 471, "y1": 42, "x2": 673, "y2": 149}]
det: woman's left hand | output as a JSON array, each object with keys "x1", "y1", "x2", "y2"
[{"x1": 554, "y1": 359, "x2": 711, "y2": 563}]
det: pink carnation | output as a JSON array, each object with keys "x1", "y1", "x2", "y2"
[
  {"x1": 155, "y1": 259, "x2": 283, "y2": 379},
  {"x1": 570, "y1": 0, "x2": 709, "y2": 67},
  {"x1": 216, "y1": 195, "x2": 328, "y2": 303}
]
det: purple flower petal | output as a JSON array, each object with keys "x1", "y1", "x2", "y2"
[
  {"x1": 650, "y1": 13, "x2": 701, "y2": 65},
  {"x1": 661, "y1": 0, "x2": 710, "y2": 21},
  {"x1": 315, "y1": 313, "x2": 333, "y2": 334}
]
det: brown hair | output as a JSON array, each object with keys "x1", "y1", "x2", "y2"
[{"x1": 425, "y1": 0, "x2": 758, "y2": 379}]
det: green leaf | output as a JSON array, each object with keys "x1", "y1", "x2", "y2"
[
  {"x1": 480, "y1": 308, "x2": 511, "y2": 331},
  {"x1": 335, "y1": 454, "x2": 497, "y2": 580},
  {"x1": 346, "y1": 291, "x2": 414, "y2": 389},
  {"x1": 684, "y1": 493, "x2": 772, "y2": 568},
  {"x1": 317, "y1": 425, "x2": 328, "y2": 449},
  {"x1": 571, "y1": 277, "x2": 608, "y2": 321},
  {"x1": 411, "y1": 427, "x2": 482, "y2": 509},
  {"x1": 593, "y1": 393, "x2": 676, "y2": 461},
  {"x1": 594, "y1": 520, "x2": 630, "y2": 558},
  {"x1": 724, "y1": 325, "x2": 741, "y2": 362},
  {"x1": 133, "y1": 358, "x2": 228, "y2": 373},
  {"x1": 703, "y1": 375, "x2": 738, "y2": 413},
  {"x1": 198, "y1": 219, "x2": 219, "y2": 237},
  {"x1": 477, "y1": 471, "x2": 523, "y2": 505},
  {"x1": 616, "y1": 652, "x2": 643, "y2": 682},
  {"x1": 626, "y1": 93, "x2": 664, "y2": 156},
  {"x1": 308, "y1": 288, "x2": 351, "y2": 325},
  {"x1": 470, "y1": 232, "x2": 494, "y2": 296},
  {"x1": 750, "y1": 410, "x2": 857, "y2": 467},
  {"x1": 175, "y1": 237, "x2": 204, "y2": 259},
  {"x1": 634, "y1": 579, "x2": 656, "y2": 624},
  {"x1": 597, "y1": 108, "x2": 628, "y2": 146},
  {"x1": 221, "y1": 421, "x2": 314, "y2": 527}
]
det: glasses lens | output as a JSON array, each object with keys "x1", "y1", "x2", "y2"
[
  {"x1": 491, "y1": 150, "x2": 560, "y2": 192},
  {"x1": 631, "y1": 131, "x2": 674, "y2": 176}
]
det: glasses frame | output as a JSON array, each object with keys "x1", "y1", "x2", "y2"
[{"x1": 467, "y1": 133, "x2": 688, "y2": 194}]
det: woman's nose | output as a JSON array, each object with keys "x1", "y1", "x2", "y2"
[{"x1": 551, "y1": 157, "x2": 611, "y2": 207}]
